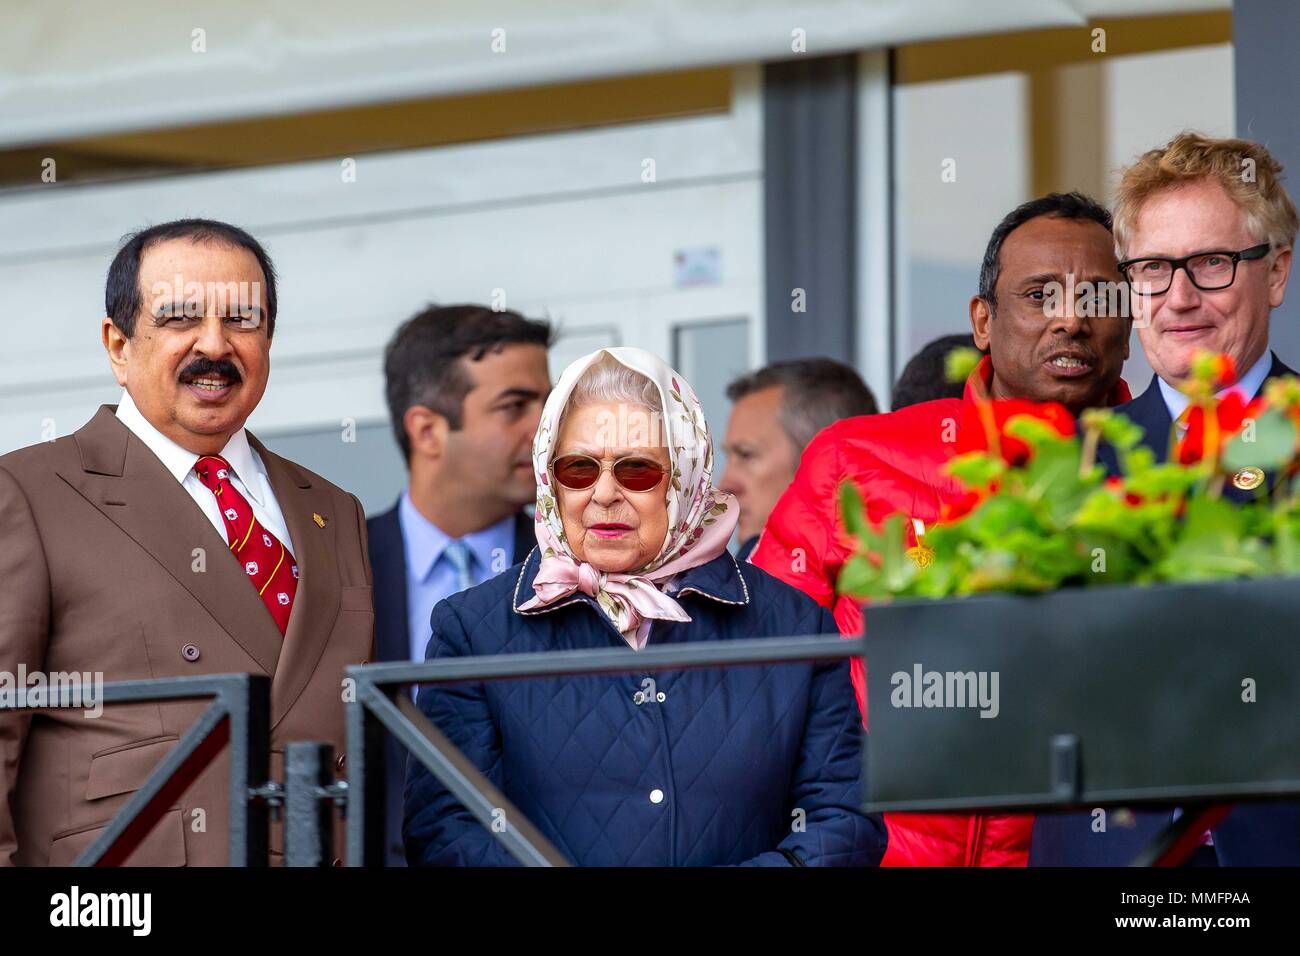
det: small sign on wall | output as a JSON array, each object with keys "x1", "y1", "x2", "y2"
[{"x1": 674, "y1": 246, "x2": 722, "y2": 287}]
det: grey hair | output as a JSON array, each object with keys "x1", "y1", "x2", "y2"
[
  {"x1": 566, "y1": 352, "x2": 662, "y2": 414},
  {"x1": 726, "y1": 358, "x2": 877, "y2": 452},
  {"x1": 555, "y1": 353, "x2": 664, "y2": 455}
]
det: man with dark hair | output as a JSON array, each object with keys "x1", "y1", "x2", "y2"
[
  {"x1": 719, "y1": 358, "x2": 877, "y2": 553},
  {"x1": 751, "y1": 192, "x2": 1132, "y2": 867},
  {"x1": 0, "y1": 218, "x2": 373, "y2": 865},
  {"x1": 367, "y1": 303, "x2": 552, "y2": 865},
  {"x1": 890, "y1": 334, "x2": 977, "y2": 411}
]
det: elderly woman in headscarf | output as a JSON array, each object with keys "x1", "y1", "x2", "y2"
[{"x1": 404, "y1": 348, "x2": 883, "y2": 866}]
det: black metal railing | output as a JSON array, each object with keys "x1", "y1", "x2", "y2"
[
  {"x1": 2, "y1": 637, "x2": 1238, "y2": 868},
  {"x1": 342, "y1": 635, "x2": 868, "y2": 867},
  {"x1": 0, "y1": 673, "x2": 271, "y2": 866}
]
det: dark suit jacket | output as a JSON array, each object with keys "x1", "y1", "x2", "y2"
[
  {"x1": 0, "y1": 406, "x2": 374, "y2": 866},
  {"x1": 366, "y1": 502, "x2": 534, "y2": 866},
  {"x1": 1034, "y1": 352, "x2": 1300, "y2": 866},
  {"x1": 1097, "y1": 351, "x2": 1298, "y2": 501}
]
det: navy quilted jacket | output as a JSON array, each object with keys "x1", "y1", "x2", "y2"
[{"x1": 404, "y1": 548, "x2": 885, "y2": 866}]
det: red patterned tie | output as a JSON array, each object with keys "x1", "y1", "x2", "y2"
[{"x1": 193, "y1": 454, "x2": 298, "y2": 635}]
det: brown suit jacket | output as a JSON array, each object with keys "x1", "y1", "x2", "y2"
[{"x1": 0, "y1": 406, "x2": 374, "y2": 866}]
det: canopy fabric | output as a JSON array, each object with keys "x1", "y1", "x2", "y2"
[{"x1": 0, "y1": 0, "x2": 1228, "y2": 147}]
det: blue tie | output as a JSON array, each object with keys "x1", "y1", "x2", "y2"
[{"x1": 442, "y1": 539, "x2": 476, "y2": 594}]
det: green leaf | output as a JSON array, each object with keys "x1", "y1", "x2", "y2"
[
  {"x1": 879, "y1": 513, "x2": 914, "y2": 593},
  {"x1": 945, "y1": 451, "x2": 1006, "y2": 488},
  {"x1": 1273, "y1": 514, "x2": 1300, "y2": 575},
  {"x1": 1099, "y1": 412, "x2": 1144, "y2": 451},
  {"x1": 1153, "y1": 496, "x2": 1269, "y2": 581},
  {"x1": 837, "y1": 554, "x2": 882, "y2": 599},
  {"x1": 1222, "y1": 407, "x2": 1297, "y2": 473},
  {"x1": 945, "y1": 347, "x2": 981, "y2": 384},
  {"x1": 840, "y1": 480, "x2": 868, "y2": 540}
]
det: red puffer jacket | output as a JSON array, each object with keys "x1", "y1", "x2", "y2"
[{"x1": 750, "y1": 356, "x2": 1130, "y2": 866}]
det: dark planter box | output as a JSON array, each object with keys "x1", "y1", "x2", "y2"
[{"x1": 861, "y1": 577, "x2": 1300, "y2": 813}]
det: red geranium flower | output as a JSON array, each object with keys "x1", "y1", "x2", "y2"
[
  {"x1": 1175, "y1": 393, "x2": 1267, "y2": 465},
  {"x1": 1211, "y1": 355, "x2": 1238, "y2": 389},
  {"x1": 940, "y1": 486, "x2": 989, "y2": 522}
]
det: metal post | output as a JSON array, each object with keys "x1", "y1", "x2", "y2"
[
  {"x1": 226, "y1": 673, "x2": 271, "y2": 867},
  {"x1": 346, "y1": 679, "x2": 391, "y2": 867},
  {"x1": 284, "y1": 742, "x2": 335, "y2": 867}
]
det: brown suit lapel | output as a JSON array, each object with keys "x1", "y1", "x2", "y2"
[
  {"x1": 57, "y1": 406, "x2": 283, "y2": 675},
  {"x1": 250, "y1": 435, "x2": 342, "y2": 728}
]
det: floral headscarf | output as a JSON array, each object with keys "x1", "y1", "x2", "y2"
[{"x1": 518, "y1": 347, "x2": 739, "y2": 648}]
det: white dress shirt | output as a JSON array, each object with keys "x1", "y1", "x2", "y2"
[
  {"x1": 115, "y1": 391, "x2": 296, "y2": 554},
  {"x1": 1156, "y1": 349, "x2": 1273, "y2": 432}
]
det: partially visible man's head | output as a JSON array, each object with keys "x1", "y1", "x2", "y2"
[
  {"x1": 719, "y1": 358, "x2": 877, "y2": 542},
  {"x1": 384, "y1": 305, "x2": 553, "y2": 514},
  {"x1": 102, "y1": 219, "x2": 277, "y2": 455},
  {"x1": 891, "y1": 334, "x2": 977, "y2": 411},
  {"x1": 1114, "y1": 132, "x2": 1297, "y2": 386},
  {"x1": 970, "y1": 191, "x2": 1130, "y2": 415}
]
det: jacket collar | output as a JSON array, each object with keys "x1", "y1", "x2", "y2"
[
  {"x1": 63, "y1": 406, "x2": 286, "y2": 677},
  {"x1": 962, "y1": 354, "x2": 1132, "y2": 408},
  {"x1": 367, "y1": 504, "x2": 410, "y2": 664},
  {"x1": 512, "y1": 547, "x2": 750, "y2": 618},
  {"x1": 63, "y1": 405, "x2": 340, "y2": 729}
]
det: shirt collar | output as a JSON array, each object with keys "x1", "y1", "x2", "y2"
[
  {"x1": 1157, "y1": 349, "x2": 1274, "y2": 425},
  {"x1": 115, "y1": 389, "x2": 265, "y2": 505},
  {"x1": 398, "y1": 490, "x2": 518, "y2": 584}
]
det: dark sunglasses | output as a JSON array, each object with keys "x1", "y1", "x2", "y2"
[{"x1": 550, "y1": 454, "x2": 667, "y2": 492}]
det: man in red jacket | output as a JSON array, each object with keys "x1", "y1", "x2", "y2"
[{"x1": 751, "y1": 191, "x2": 1132, "y2": 866}]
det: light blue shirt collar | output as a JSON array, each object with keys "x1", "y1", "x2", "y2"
[
  {"x1": 397, "y1": 491, "x2": 516, "y2": 584},
  {"x1": 1157, "y1": 349, "x2": 1273, "y2": 426},
  {"x1": 397, "y1": 491, "x2": 519, "y2": 665}
]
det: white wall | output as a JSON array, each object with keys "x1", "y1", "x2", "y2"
[
  {"x1": 0, "y1": 68, "x2": 764, "y2": 463},
  {"x1": 891, "y1": 72, "x2": 1032, "y2": 378}
]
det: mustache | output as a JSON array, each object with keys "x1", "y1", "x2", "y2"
[
  {"x1": 1040, "y1": 341, "x2": 1098, "y2": 362},
  {"x1": 178, "y1": 357, "x2": 242, "y2": 384}
]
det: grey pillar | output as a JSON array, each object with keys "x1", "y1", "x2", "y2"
[
  {"x1": 1235, "y1": 0, "x2": 1300, "y2": 363},
  {"x1": 763, "y1": 55, "x2": 858, "y2": 364}
]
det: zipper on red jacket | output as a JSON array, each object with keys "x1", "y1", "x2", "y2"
[{"x1": 964, "y1": 815, "x2": 984, "y2": 867}]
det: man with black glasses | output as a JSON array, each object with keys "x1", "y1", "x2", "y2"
[
  {"x1": 1034, "y1": 132, "x2": 1300, "y2": 867},
  {"x1": 1103, "y1": 133, "x2": 1297, "y2": 487}
]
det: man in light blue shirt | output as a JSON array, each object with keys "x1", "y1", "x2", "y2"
[
  {"x1": 397, "y1": 490, "x2": 517, "y2": 664},
  {"x1": 367, "y1": 304, "x2": 552, "y2": 865}
]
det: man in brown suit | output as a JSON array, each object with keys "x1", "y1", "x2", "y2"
[{"x1": 0, "y1": 219, "x2": 373, "y2": 865}]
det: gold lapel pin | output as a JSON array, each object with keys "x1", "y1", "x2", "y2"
[
  {"x1": 313, "y1": 512, "x2": 327, "y2": 528},
  {"x1": 1231, "y1": 466, "x2": 1265, "y2": 492}
]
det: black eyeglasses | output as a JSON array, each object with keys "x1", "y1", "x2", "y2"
[
  {"x1": 550, "y1": 454, "x2": 667, "y2": 492},
  {"x1": 1118, "y1": 243, "x2": 1270, "y2": 295}
]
